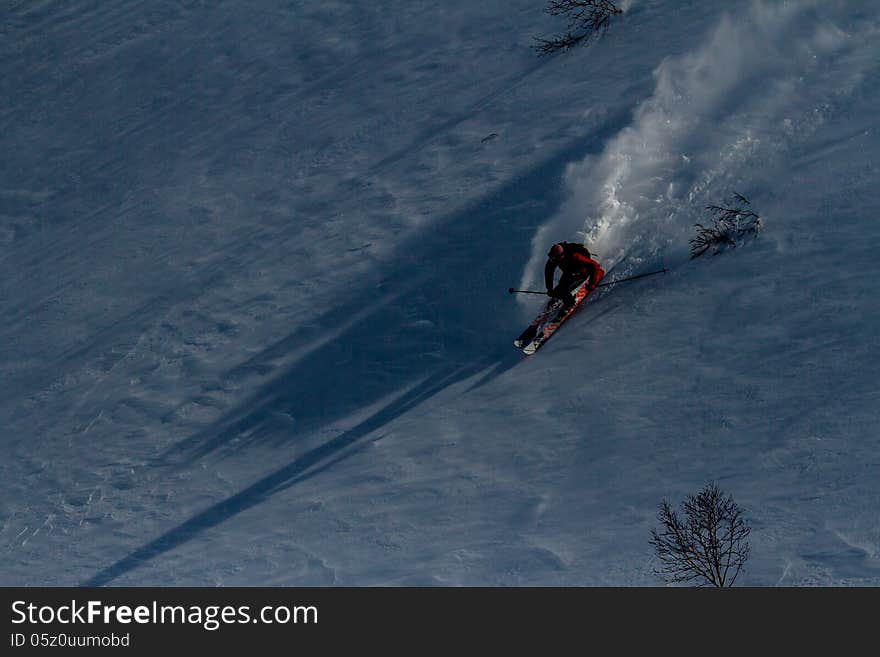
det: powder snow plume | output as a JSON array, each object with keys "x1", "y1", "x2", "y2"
[{"x1": 521, "y1": 0, "x2": 875, "y2": 294}]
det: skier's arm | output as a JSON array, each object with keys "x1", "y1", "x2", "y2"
[{"x1": 572, "y1": 253, "x2": 604, "y2": 289}]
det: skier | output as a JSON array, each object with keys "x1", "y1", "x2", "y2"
[
  {"x1": 544, "y1": 242, "x2": 604, "y2": 308},
  {"x1": 513, "y1": 245, "x2": 664, "y2": 353}
]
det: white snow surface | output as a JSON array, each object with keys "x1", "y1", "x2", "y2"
[{"x1": 2, "y1": 0, "x2": 879, "y2": 586}]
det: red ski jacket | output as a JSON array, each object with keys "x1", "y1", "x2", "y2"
[{"x1": 544, "y1": 247, "x2": 604, "y2": 291}]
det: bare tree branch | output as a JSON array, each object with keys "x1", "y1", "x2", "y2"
[
  {"x1": 690, "y1": 193, "x2": 762, "y2": 258},
  {"x1": 534, "y1": 0, "x2": 623, "y2": 55},
  {"x1": 650, "y1": 483, "x2": 751, "y2": 587}
]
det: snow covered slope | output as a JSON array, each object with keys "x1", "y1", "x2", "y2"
[{"x1": 2, "y1": 0, "x2": 878, "y2": 585}]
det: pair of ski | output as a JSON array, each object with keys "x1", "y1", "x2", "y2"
[
  {"x1": 513, "y1": 281, "x2": 592, "y2": 355},
  {"x1": 511, "y1": 267, "x2": 669, "y2": 354}
]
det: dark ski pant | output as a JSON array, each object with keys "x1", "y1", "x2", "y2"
[{"x1": 551, "y1": 273, "x2": 588, "y2": 308}]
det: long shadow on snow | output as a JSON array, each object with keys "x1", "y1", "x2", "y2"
[
  {"x1": 88, "y1": 112, "x2": 632, "y2": 586},
  {"x1": 84, "y1": 364, "x2": 474, "y2": 586},
  {"x1": 165, "y1": 113, "x2": 631, "y2": 463}
]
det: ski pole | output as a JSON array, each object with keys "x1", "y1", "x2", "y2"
[
  {"x1": 508, "y1": 268, "x2": 668, "y2": 295},
  {"x1": 507, "y1": 288, "x2": 549, "y2": 295},
  {"x1": 595, "y1": 267, "x2": 668, "y2": 288}
]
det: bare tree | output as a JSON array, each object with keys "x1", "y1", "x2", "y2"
[
  {"x1": 535, "y1": 1, "x2": 623, "y2": 55},
  {"x1": 650, "y1": 483, "x2": 751, "y2": 587},
  {"x1": 690, "y1": 193, "x2": 762, "y2": 258}
]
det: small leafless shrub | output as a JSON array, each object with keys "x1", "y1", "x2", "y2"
[
  {"x1": 690, "y1": 193, "x2": 762, "y2": 258},
  {"x1": 534, "y1": 1, "x2": 623, "y2": 55},
  {"x1": 650, "y1": 483, "x2": 751, "y2": 587}
]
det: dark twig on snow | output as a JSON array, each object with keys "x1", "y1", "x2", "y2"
[
  {"x1": 690, "y1": 193, "x2": 762, "y2": 258},
  {"x1": 534, "y1": 0, "x2": 623, "y2": 55}
]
